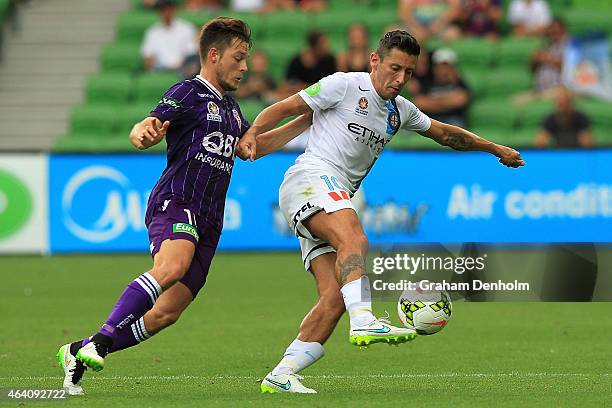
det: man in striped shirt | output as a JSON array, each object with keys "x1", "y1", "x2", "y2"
[{"x1": 56, "y1": 17, "x2": 255, "y2": 395}]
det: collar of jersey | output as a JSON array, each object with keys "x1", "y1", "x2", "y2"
[
  {"x1": 195, "y1": 75, "x2": 223, "y2": 100},
  {"x1": 366, "y1": 73, "x2": 390, "y2": 107}
]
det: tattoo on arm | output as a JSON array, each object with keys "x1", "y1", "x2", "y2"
[
  {"x1": 338, "y1": 253, "x2": 365, "y2": 284},
  {"x1": 445, "y1": 130, "x2": 474, "y2": 151}
]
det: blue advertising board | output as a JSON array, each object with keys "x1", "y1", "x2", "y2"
[{"x1": 49, "y1": 149, "x2": 612, "y2": 253}]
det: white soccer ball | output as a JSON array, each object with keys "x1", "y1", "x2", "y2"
[{"x1": 397, "y1": 284, "x2": 452, "y2": 335}]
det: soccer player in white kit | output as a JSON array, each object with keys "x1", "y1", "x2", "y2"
[{"x1": 237, "y1": 30, "x2": 525, "y2": 394}]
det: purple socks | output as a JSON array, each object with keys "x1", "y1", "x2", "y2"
[{"x1": 98, "y1": 272, "x2": 161, "y2": 345}]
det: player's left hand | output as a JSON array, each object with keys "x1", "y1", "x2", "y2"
[
  {"x1": 237, "y1": 130, "x2": 257, "y2": 161},
  {"x1": 496, "y1": 145, "x2": 525, "y2": 168}
]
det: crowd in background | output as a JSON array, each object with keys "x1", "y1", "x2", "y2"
[{"x1": 140, "y1": 0, "x2": 602, "y2": 148}]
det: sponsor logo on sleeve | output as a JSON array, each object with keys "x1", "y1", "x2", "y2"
[
  {"x1": 159, "y1": 97, "x2": 181, "y2": 110},
  {"x1": 304, "y1": 81, "x2": 321, "y2": 96},
  {"x1": 172, "y1": 222, "x2": 199, "y2": 240}
]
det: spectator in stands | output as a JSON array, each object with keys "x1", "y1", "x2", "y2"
[
  {"x1": 280, "y1": 30, "x2": 336, "y2": 96},
  {"x1": 337, "y1": 23, "x2": 370, "y2": 73},
  {"x1": 407, "y1": 47, "x2": 433, "y2": 96},
  {"x1": 296, "y1": 0, "x2": 327, "y2": 12},
  {"x1": 398, "y1": 0, "x2": 461, "y2": 42},
  {"x1": 230, "y1": 0, "x2": 267, "y2": 12},
  {"x1": 235, "y1": 51, "x2": 278, "y2": 103},
  {"x1": 508, "y1": 0, "x2": 552, "y2": 37},
  {"x1": 535, "y1": 88, "x2": 594, "y2": 148},
  {"x1": 514, "y1": 17, "x2": 567, "y2": 105},
  {"x1": 456, "y1": 0, "x2": 502, "y2": 39},
  {"x1": 141, "y1": 0, "x2": 198, "y2": 74},
  {"x1": 413, "y1": 48, "x2": 471, "y2": 127}
]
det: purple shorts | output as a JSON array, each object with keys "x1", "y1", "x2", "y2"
[{"x1": 146, "y1": 199, "x2": 221, "y2": 299}]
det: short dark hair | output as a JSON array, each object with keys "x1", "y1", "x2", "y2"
[
  {"x1": 307, "y1": 31, "x2": 325, "y2": 49},
  {"x1": 199, "y1": 17, "x2": 252, "y2": 61},
  {"x1": 376, "y1": 30, "x2": 420, "y2": 59}
]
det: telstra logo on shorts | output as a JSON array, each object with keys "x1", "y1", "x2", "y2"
[{"x1": 62, "y1": 166, "x2": 148, "y2": 243}]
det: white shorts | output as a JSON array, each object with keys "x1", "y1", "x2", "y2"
[{"x1": 279, "y1": 161, "x2": 356, "y2": 271}]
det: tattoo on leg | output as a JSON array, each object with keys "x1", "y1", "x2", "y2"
[{"x1": 338, "y1": 253, "x2": 365, "y2": 284}]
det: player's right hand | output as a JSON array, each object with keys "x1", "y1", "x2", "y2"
[
  {"x1": 497, "y1": 145, "x2": 525, "y2": 168},
  {"x1": 236, "y1": 129, "x2": 257, "y2": 161},
  {"x1": 131, "y1": 118, "x2": 170, "y2": 150}
]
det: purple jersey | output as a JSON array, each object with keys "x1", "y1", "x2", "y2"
[{"x1": 146, "y1": 75, "x2": 249, "y2": 232}]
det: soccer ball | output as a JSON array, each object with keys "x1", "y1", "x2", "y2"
[{"x1": 397, "y1": 284, "x2": 452, "y2": 335}]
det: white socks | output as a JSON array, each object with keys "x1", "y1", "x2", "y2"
[
  {"x1": 340, "y1": 275, "x2": 376, "y2": 327},
  {"x1": 271, "y1": 339, "x2": 324, "y2": 376}
]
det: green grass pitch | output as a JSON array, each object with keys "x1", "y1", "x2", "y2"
[{"x1": 1, "y1": 253, "x2": 611, "y2": 407}]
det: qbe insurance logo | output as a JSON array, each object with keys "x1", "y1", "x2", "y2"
[
  {"x1": 0, "y1": 169, "x2": 32, "y2": 239},
  {"x1": 61, "y1": 165, "x2": 148, "y2": 243}
]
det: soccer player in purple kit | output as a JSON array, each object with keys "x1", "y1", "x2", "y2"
[{"x1": 56, "y1": 17, "x2": 258, "y2": 395}]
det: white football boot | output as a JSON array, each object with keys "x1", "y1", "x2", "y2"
[
  {"x1": 261, "y1": 372, "x2": 317, "y2": 394},
  {"x1": 349, "y1": 313, "x2": 417, "y2": 346},
  {"x1": 57, "y1": 343, "x2": 86, "y2": 395}
]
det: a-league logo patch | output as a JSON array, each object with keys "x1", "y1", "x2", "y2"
[
  {"x1": 355, "y1": 97, "x2": 369, "y2": 116},
  {"x1": 207, "y1": 101, "x2": 222, "y2": 122},
  {"x1": 232, "y1": 109, "x2": 242, "y2": 130},
  {"x1": 358, "y1": 97, "x2": 368, "y2": 110}
]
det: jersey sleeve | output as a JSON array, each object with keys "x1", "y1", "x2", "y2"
[
  {"x1": 149, "y1": 81, "x2": 196, "y2": 122},
  {"x1": 298, "y1": 72, "x2": 349, "y2": 112},
  {"x1": 397, "y1": 97, "x2": 432, "y2": 133}
]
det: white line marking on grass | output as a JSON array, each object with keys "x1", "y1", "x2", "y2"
[{"x1": 1, "y1": 373, "x2": 610, "y2": 381}]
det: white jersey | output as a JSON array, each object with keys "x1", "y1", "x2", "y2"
[{"x1": 295, "y1": 72, "x2": 431, "y2": 193}]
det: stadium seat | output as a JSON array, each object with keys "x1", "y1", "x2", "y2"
[
  {"x1": 518, "y1": 100, "x2": 555, "y2": 129},
  {"x1": 363, "y1": 8, "x2": 400, "y2": 36},
  {"x1": 388, "y1": 131, "x2": 446, "y2": 150},
  {"x1": 238, "y1": 100, "x2": 267, "y2": 124},
  {"x1": 133, "y1": 72, "x2": 181, "y2": 104},
  {"x1": 177, "y1": 10, "x2": 211, "y2": 28},
  {"x1": 264, "y1": 11, "x2": 312, "y2": 39},
  {"x1": 116, "y1": 103, "x2": 156, "y2": 136},
  {"x1": 503, "y1": 129, "x2": 537, "y2": 147},
  {"x1": 462, "y1": 69, "x2": 488, "y2": 99},
  {"x1": 101, "y1": 42, "x2": 142, "y2": 73},
  {"x1": 85, "y1": 73, "x2": 133, "y2": 105},
  {"x1": 483, "y1": 68, "x2": 531, "y2": 97},
  {"x1": 564, "y1": 9, "x2": 612, "y2": 35},
  {"x1": 497, "y1": 37, "x2": 543, "y2": 67},
  {"x1": 117, "y1": 11, "x2": 158, "y2": 43},
  {"x1": 576, "y1": 98, "x2": 612, "y2": 129},
  {"x1": 69, "y1": 104, "x2": 119, "y2": 138},
  {"x1": 311, "y1": 9, "x2": 367, "y2": 38},
  {"x1": 469, "y1": 98, "x2": 518, "y2": 129},
  {"x1": 449, "y1": 38, "x2": 496, "y2": 70},
  {"x1": 257, "y1": 38, "x2": 302, "y2": 81},
  {"x1": 0, "y1": 0, "x2": 10, "y2": 20},
  {"x1": 468, "y1": 127, "x2": 510, "y2": 145}
]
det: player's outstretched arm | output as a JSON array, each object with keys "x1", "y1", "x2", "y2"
[
  {"x1": 421, "y1": 119, "x2": 526, "y2": 168},
  {"x1": 254, "y1": 113, "x2": 313, "y2": 160},
  {"x1": 236, "y1": 94, "x2": 313, "y2": 161},
  {"x1": 129, "y1": 117, "x2": 170, "y2": 150}
]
